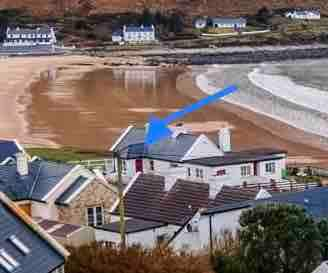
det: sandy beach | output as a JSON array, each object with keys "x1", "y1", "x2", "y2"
[{"x1": 0, "y1": 55, "x2": 104, "y2": 146}]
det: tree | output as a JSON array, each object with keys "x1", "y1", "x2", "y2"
[
  {"x1": 256, "y1": 6, "x2": 271, "y2": 25},
  {"x1": 239, "y1": 204, "x2": 322, "y2": 273},
  {"x1": 318, "y1": 219, "x2": 328, "y2": 260},
  {"x1": 168, "y1": 13, "x2": 183, "y2": 34},
  {"x1": 140, "y1": 8, "x2": 154, "y2": 26}
]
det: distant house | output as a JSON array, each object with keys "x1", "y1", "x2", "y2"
[
  {"x1": 209, "y1": 17, "x2": 247, "y2": 29},
  {"x1": 0, "y1": 139, "x2": 27, "y2": 165},
  {"x1": 193, "y1": 17, "x2": 208, "y2": 29},
  {"x1": 285, "y1": 8, "x2": 320, "y2": 20},
  {"x1": 0, "y1": 191, "x2": 69, "y2": 273},
  {"x1": 112, "y1": 30, "x2": 123, "y2": 43},
  {"x1": 0, "y1": 153, "x2": 117, "y2": 227},
  {"x1": 109, "y1": 125, "x2": 287, "y2": 187},
  {"x1": 3, "y1": 26, "x2": 57, "y2": 47},
  {"x1": 95, "y1": 173, "x2": 272, "y2": 249}
]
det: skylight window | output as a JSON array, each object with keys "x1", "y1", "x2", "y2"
[
  {"x1": 0, "y1": 249, "x2": 19, "y2": 272},
  {"x1": 9, "y1": 235, "x2": 30, "y2": 255}
]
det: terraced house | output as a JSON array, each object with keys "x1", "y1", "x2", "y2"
[
  {"x1": 0, "y1": 191, "x2": 69, "y2": 273},
  {"x1": 0, "y1": 152, "x2": 117, "y2": 227}
]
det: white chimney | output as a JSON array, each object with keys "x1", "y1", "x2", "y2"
[
  {"x1": 218, "y1": 128, "x2": 231, "y2": 153},
  {"x1": 209, "y1": 183, "x2": 223, "y2": 199},
  {"x1": 16, "y1": 152, "x2": 29, "y2": 176}
]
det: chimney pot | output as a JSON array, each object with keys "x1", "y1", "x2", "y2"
[{"x1": 218, "y1": 128, "x2": 231, "y2": 153}]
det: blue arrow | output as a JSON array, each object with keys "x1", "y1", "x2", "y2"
[{"x1": 145, "y1": 85, "x2": 238, "y2": 145}]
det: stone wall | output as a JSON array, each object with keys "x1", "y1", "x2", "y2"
[{"x1": 57, "y1": 179, "x2": 117, "y2": 226}]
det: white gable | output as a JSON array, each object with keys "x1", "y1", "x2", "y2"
[
  {"x1": 255, "y1": 189, "x2": 272, "y2": 200},
  {"x1": 182, "y1": 134, "x2": 223, "y2": 161}
]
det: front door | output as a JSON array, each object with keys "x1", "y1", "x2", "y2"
[{"x1": 135, "y1": 159, "x2": 143, "y2": 172}]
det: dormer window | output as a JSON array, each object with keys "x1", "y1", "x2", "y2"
[
  {"x1": 0, "y1": 249, "x2": 19, "y2": 272},
  {"x1": 9, "y1": 235, "x2": 30, "y2": 255}
]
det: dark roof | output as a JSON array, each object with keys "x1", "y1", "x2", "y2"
[
  {"x1": 203, "y1": 201, "x2": 253, "y2": 215},
  {"x1": 37, "y1": 219, "x2": 82, "y2": 238},
  {"x1": 113, "y1": 127, "x2": 198, "y2": 161},
  {"x1": 7, "y1": 26, "x2": 52, "y2": 35},
  {"x1": 113, "y1": 174, "x2": 210, "y2": 226},
  {"x1": 211, "y1": 17, "x2": 247, "y2": 24},
  {"x1": 0, "y1": 160, "x2": 74, "y2": 202},
  {"x1": 256, "y1": 187, "x2": 328, "y2": 219},
  {"x1": 185, "y1": 148, "x2": 286, "y2": 167},
  {"x1": 125, "y1": 26, "x2": 154, "y2": 32},
  {"x1": 0, "y1": 197, "x2": 65, "y2": 273},
  {"x1": 210, "y1": 185, "x2": 260, "y2": 208},
  {"x1": 0, "y1": 140, "x2": 21, "y2": 163},
  {"x1": 55, "y1": 176, "x2": 89, "y2": 205},
  {"x1": 99, "y1": 219, "x2": 166, "y2": 234}
]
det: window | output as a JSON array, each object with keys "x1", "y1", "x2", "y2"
[
  {"x1": 187, "y1": 168, "x2": 191, "y2": 177},
  {"x1": 196, "y1": 168, "x2": 204, "y2": 179},
  {"x1": 265, "y1": 162, "x2": 276, "y2": 174},
  {"x1": 216, "y1": 169, "x2": 226, "y2": 176},
  {"x1": 241, "y1": 165, "x2": 251, "y2": 177},
  {"x1": 8, "y1": 235, "x2": 30, "y2": 255},
  {"x1": 149, "y1": 160, "x2": 154, "y2": 171},
  {"x1": 0, "y1": 249, "x2": 19, "y2": 272},
  {"x1": 87, "y1": 206, "x2": 104, "y2": 226},
  {"x1": 122, "y1": 160, "x2": 127, "y2": 173}
]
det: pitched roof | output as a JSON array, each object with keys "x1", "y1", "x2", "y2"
[
  {"x1": 36, "y1": 219, "x2": 82, "y2": 238},
  {"x1": 0, "y1": 192, "x2": 68, "y2": 273},
  {"x1": 55, "y1": 176, "x2": 89, "y2": 205},
  {"x1": 185, "y1": 148, "x2": 286, "y2": 167},
  {"x1": 111, "y1": 126, "x2": 199, "y2": 162},
  {"x1": 211, "y1": 17, "x2": 246, "y2": 24},
  {"x1": 210, "y1": 185, "x2": 260, "y2": 208},
  {"x1": 99, "y1": 219, "x2": 166, "y2": 234},
  {"x1": 256, "y1": 187, "x2": 328, "y2": 219},
  {"x1": 0, "y1": 140, "x2": 21, "y2": 163},
  {"x1": 0, "y1": 160, "x2": 74, "y2": 202},
  {"x1": 112, "y1": 173, "x2": 210, "y2": 226},
  {"x1": 125, "y1": 25, "x2": 154, "y2": 33},
  {"x1": 7, "y1": 26, "x2": 52, "y2": 35}
]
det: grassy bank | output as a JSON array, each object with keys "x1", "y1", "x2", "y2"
[{"x1": 26, "y1": 147, "x2": 108, "y2": 163}]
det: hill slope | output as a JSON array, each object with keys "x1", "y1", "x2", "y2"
[{"x1": 0, "y1": 0, "x2": 327, "y2": 17}]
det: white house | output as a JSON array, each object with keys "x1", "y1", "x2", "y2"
[
  {"x1": 210, "y1": 17, "x2": 246, "y2": 29},
  {"x1": 112, "y1": 30, "x2": 123, "y2": 43},
  {"x1": 109, "y1": 125, "x2": 287, "y2": 187},
  {"x1": 285, "y1": 8, "x2": 320, "y2": 20},
  {"x1": 94, "y1": 172, "x2": 273, "y2": 249},
  {"x1": 3, "y1": 26, "x2": 57, "y2": 47},
  {"x1": 194, "y1": 17, "x2": 208, "y2": 29}
]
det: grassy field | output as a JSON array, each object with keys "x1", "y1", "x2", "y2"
[{"x1": 26, "y1": 147, "x2": 108, "y2": 163}]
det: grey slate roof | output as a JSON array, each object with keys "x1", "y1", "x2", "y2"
[
  {"x1": 185, "y1": 148, "x2": 286, "y2": 167},
  {"x1": 0, "y1": 160, "x2": 74, "y2": 202},
  {"x1": 0, "y1": 196, "x2": 65, "y2": 273},
  {"x1": 55, "y1": 176, "x2": 89, "y2": 205},
  {"x1": 99, "y1": 219, "x2": 166, "y2": 234},
  {"x1": 125, "y1": 26, "x2": 154, "y2": 33},
  {"x1": 113, "y1": 127, "x2": 198, "y2": 162},
  {"x1": 37, "y1": 219, "x2": 82, "y2": 238},
  {"x1": 0, "y1": 140, "x2": 21, "y2": 163},
  {"x1": 7, "y1": 26, "x2": 52, "y2": 35}
]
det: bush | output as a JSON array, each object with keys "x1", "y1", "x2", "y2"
[{"x1": 65, "y1": 243, "x2": 211, "y2": 273}]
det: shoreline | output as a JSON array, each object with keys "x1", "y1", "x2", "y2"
[
  {"x1": 0, "y1": 55, "x2": 105, "y2": 147},
  {"x1": 177, "y1": 66, "x2": 328, "y2": 167}
]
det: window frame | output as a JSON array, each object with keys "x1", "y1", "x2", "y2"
[
  {"x1": 241, "y1": 165, "x2": 251, "y2": 177},
  {"x1": 86, "y1": 206, "x2": 104, "y2": 227},
  {"x1": 265, "y1": 162, "x2": 276, "y2": 174}
]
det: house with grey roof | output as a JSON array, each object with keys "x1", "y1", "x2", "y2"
[
  {"x1": 3, "y1": 26, "x2": 57, "y2": 47},
  {"x1": 0, "y1": 139, "x2": 27, "y2": 165},
  {"x1": 0, "y1": 152, "x2": 117, "y2": 228},
  {"x1": 285, "y1": 8, "x2": 320, "y2": 20},
  {"x1": 112, "y1": 25, "x2": 156, "y2": 44},
  {"x1": 0, "y1": 191, "x2": 69, "y2": 273},
  {"x1": 95, "y1": 173, "x2": 272, "y2": 249},
  {"x1": 209, "y1": 17, "x2": 246, "y2": 29},
  {"x1": 109, "y1": 125, "x2": 287, "y2": 187}
]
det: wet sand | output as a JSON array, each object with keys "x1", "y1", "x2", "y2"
[{"x1": 0, "y1": 55, "x2": 104, "y2": 146}]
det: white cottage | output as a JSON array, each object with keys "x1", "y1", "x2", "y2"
[
  {"x1": 3, "y1": 26, "x2": 57, "y2": 47},
  {"x1": 210, "y1": 17, "x2": 246, "y2": 29},
  {"x1": 109, "y1": 125, "x2": 287, "y2": 187},
  {"x1": 285, "y1": 8, "x2": 320, "y2": 20}
]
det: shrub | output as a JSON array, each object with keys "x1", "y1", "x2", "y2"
[{"x1": 65, "y1": 243, "x2": 212, "y2": 273}]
